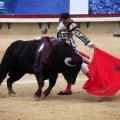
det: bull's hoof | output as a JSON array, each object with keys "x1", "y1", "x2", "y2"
[
  {"x1": 34, "y1": 97, "x2": 40, "y2": 101},
  {"x1": 34, "y1": 90, "x2": 42, "y2": 101},
  {"x1": 40, "y1": 93, "x2": 45, "y2": 100},
  {"x1": 9, "y1": 93, "x2": 16, "y2": 97},
  {"x1": 9, "y1": 91, "x2": 16, "y2": 96},
  {"x1": 34, "y1": 93, "x2": 46, "y2": 101}
]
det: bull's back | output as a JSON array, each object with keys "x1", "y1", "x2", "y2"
[
  {"x1": 7, "y1": 40, "x2": 40, "y2": 56},
  {"x1": 1, "y1": 40, "x2": 43, "y2": 72}
]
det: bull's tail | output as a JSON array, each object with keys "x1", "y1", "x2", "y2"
[{"x1": 0, "y1": 61, "x2": 9, "y2": 85}]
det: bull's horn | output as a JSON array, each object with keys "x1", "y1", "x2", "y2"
[{"x1": 64, "y1": 57, "x2": 76, "y2": 67}]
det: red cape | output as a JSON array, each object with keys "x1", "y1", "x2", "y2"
[{"x1": 83, "y1": 48, "x2": 120, "y2": 96}]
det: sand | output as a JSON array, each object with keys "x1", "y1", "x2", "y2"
[{"x1": 0, "y1": 34, "x2": 120, "y2": 120}]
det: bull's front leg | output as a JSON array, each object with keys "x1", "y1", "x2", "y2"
[
  {"x1": 35, "y1": 82, "x2": 44, "y2": 101},
  {"x1": 34, "y1": 72, "x2": 44, "y2": 101},
  {"x1": 42, "y1": 75, "x2": 57, "y2": 99}
]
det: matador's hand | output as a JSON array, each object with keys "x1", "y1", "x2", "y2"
[{"x1": 87, "y1": 42, "x2": 96, "y2": 48}]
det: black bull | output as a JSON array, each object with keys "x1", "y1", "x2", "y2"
[{"x1": 0, "y1": 37, "x2": 82, "y2": 100}]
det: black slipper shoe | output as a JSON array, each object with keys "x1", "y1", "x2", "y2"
[{"x1": 57, "y1": 91, "x2": 72, "y2": 95}]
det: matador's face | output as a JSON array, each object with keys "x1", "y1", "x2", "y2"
[{"x1": 62, "y1": 18, "x2": 70, "y2": 26}]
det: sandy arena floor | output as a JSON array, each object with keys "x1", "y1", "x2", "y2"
[{"x1": 0, "y1": 34, "x2": 120, "y2": 120}]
